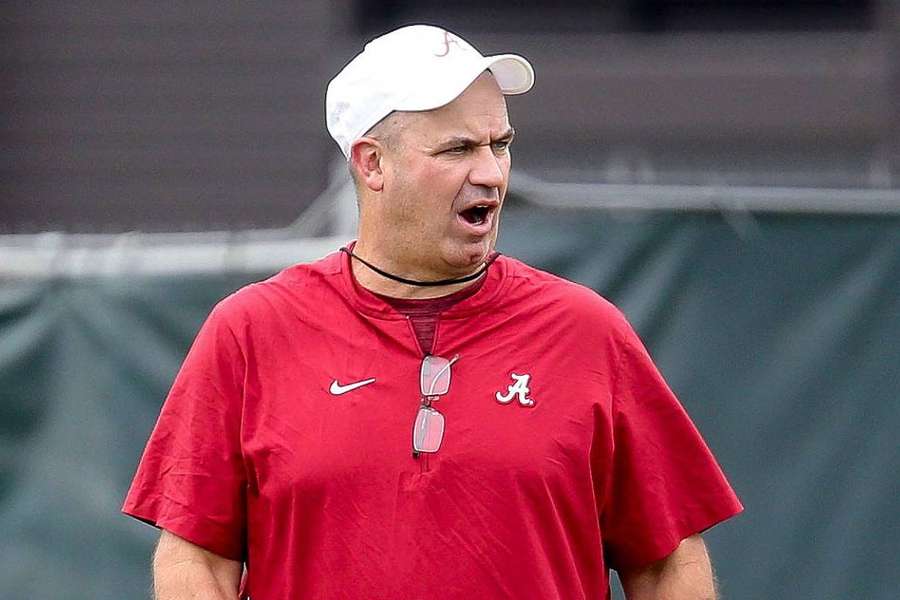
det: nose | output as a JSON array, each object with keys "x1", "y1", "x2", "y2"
[{"x1": 468, "y1": 145, "x2": 506, "y2": 190}]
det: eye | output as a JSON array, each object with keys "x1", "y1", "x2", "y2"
[
  {"x1": 492, "y1": 140, "x2": 512, "y2": 153},
  {"x1": 444, "y1": 145, "x2": 468, "y2": 155}
]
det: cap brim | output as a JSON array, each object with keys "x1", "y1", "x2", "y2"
[
  {"x1": 484, "y1": 54, "x2": 534, "y2": 95},
  {"x1": 395, "y1": 53, "x2": 534, "y2": 114}
]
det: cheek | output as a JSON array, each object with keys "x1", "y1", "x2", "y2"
[
  {"x1": 389, "y1": 168, "x2": 452, "y2": 228},
  {"x1": 425, "y1": 166, "x2": 469, "y2": 203}
]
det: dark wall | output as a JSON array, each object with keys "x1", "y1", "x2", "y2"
[
  {"x1": 2, "y1": 1, "x2": 346, "y2": 233},
  {"x1": 3, "y1": 2, "x2": 898, "y2": 234}
]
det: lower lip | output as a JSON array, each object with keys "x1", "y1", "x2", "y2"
[{"x1": 456, "y1": 211, "x2": 494, "y2": 236}]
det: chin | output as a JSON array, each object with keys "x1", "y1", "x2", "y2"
[{"x1": 444, "y1": 238, "x2": 493, "y2": 271}]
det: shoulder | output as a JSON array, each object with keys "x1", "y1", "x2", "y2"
[
  {"x1": 208, "y1": 249, "x2": 345, "y2": 328},
  {"x1": 499, "y1": 255, "x2": 630, "y2": 332}
]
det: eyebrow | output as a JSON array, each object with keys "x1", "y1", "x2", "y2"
[{"x1": 435, "y1": 127, "x2": 516, "y2": 149}]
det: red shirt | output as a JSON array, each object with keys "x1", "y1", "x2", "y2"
[{"x1": 123, "y1": 248, "x2": 742, "y2": 599}]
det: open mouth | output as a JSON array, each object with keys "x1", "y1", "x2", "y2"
[{"x1": 459, "y1": 205, "x2": 491, "y2": 226}]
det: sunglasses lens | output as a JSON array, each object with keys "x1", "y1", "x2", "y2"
[
  {"x1": 420, "y1": 355, "x2": 452, "y2": 397},
  {"x1": 413, "y1": 405, "x2": 444, "y2": 453}
]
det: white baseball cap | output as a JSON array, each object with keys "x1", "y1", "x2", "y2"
[{"x1": 325, "y1": 24, "x2": 534, "y2": 159}]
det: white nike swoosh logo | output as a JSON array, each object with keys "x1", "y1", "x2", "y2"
[{"x1": 329, "y1": 378, "x2": 376, "y2": 395}]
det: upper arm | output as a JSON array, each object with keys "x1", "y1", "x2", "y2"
[
  {"x1": 154, "y1": 529, "x2": 243, "y2": 599},
  {"x1": 618, "y1": 534, "x2": 716, "y2": 600}
]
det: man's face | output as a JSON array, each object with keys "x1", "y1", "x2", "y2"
[{"x1": 375, "y1": 72, "x2": 514, "y2": 274}]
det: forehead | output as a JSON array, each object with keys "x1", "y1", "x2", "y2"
[{"x1": 409, "y1": 73, "x2": 510, "y2": 142}]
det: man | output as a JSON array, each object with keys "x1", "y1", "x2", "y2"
[{"x1": 124, "y1": 24, "x2": 742, "y2": 599}]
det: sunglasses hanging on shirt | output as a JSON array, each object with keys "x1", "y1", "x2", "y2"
[{"x1": 412, "y1": 354, "x2": 459, "y2": 456}]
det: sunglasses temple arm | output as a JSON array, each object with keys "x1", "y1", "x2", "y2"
[{"x1": 424, "y1": 354, "x2": 460, "y2": 396}]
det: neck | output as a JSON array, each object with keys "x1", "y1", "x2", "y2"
[{"x1": 348, "y1": 241, "x2": 488, "y2": 299}]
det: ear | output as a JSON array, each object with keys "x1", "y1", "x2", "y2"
[{"x1": 349, "y1": 138, "x2": 385, "y2": 192}]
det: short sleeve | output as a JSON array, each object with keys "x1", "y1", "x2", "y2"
[
  {"x1": 600, "y1": 319, "x2": 743, "y2": 570},
  {"x1": 122, "y1": 302, "x2": 247, "y2": 561}
]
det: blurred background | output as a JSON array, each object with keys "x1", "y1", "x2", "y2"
[{"x1": 1, "y1": 1, "x2": 899, "y2": 599}]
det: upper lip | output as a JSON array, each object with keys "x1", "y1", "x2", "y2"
[{"x1": 457, "y1": 196, "x2": 500, "y2": 214}]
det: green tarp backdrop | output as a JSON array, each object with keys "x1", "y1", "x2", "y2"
[{"x1": 1, "y1": 205, "x2": 898, "y2": 599}]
